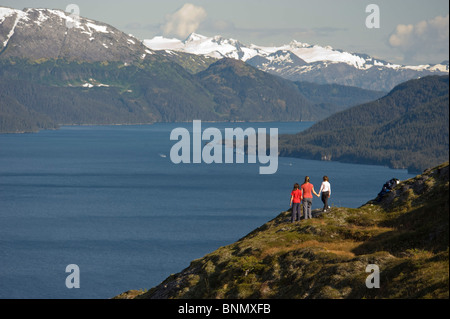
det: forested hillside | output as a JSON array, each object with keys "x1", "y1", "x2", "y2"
[
  {"x1": 293, "y1": 81, "x2": 385, "y2": 115},
  {"x1": 0, "y1": 57, "x2": 385, "y2": 133},
  {"x1": 0, "y1": 7, "x2": 387, "y2": 133},
  {"x1": 279, "y1": 75, "x2": 450, "y2": 172},
  {"x1": 0, "y1": 58, "x2": 309, "y2": 132}
]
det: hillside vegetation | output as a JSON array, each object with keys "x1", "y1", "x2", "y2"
[
  {"x1": 279, "y1": 75, "x2": 450, "y2": 172},
  {"x1": 116, "y1": 162, "x2": 449, "y2": 299},
  {"x1": 0, "y1": 57, "x2": 386, "y2": 133},
  {"x1": 0, "y1": 7, "x2": 443, "y2": 135}
]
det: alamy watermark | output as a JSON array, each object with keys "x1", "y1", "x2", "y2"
[
  {"x1": 366, "y1": 4, "x2": 380, "y2": 29},
  {"x1": 365, "y1": 264, "x2": 380, "y2": 288},
  {"x1": 65, "y1": 264, "x2": 80, "y2": 289},
  {"x1": 169, "y1": 120, "x2": 279, "y2": 175},
  {"x1": 65, "y1": 4, "x2": 80, "y2": 29}
]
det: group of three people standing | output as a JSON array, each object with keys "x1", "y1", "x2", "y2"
[{"x1": 289, "y1": 176, "x2": 331, "y2": 223}]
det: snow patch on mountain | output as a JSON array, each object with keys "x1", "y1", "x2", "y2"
[
  {"x1": 144, "y1": 33, "x2": 449, "y2": 74},
  {"x1": 143, "y1": 36, "x2": 184, "y2": 51},
  {"x1": 0, "y1": 7, "x2": 19, "y2": 21},
  {"x1": 145, "y1": 33, "x2": 261, "y2": 61},
  {"x1": 0, "y1": 6, "x2": 152, "y2": 62},
  {"x1": 143, "y1": 33, "x2": 372, "y2": 68},
  {"x1": 86, "y1": 22, "x2": 109, "y2": 34},
  {"x1": 0, "y1": 7, "x2": 29, "y2": 47},
  {"x1": 34, "y1": 9, "x2": 49, "y2": 26}
]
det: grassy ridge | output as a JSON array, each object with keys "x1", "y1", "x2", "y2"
[{"x1": 116, "y1": 162, "x2": 449, "y2": 299}]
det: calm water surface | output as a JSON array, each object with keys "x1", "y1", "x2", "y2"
[{"x1": 0, "y1": 122, "x2": 415, "y2": 299}]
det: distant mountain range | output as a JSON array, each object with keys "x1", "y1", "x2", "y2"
[
  {"x1": 0, "y1": 6, "x2": 385, "y2": 133},
  {"x1": 1, "y1": 6, "x2": 448, "y2": 175},
  {"x1": 145, "y1": 33, "x2": 449, "y2": 91},
  {"x1": 279, "y1": 75, "x2": 450, "y2": 172}
]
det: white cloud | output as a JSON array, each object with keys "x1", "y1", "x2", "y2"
[
  {"x1": 388, "y1": 14, "x2": 449, "y2": 64},
  {"x1": 161, "y1": 3, "x2": 207, "y2": 39}
]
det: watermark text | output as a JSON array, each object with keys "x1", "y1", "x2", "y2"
[{"x1": 170, "y1": 120, "x2": 279, "y2": 175}]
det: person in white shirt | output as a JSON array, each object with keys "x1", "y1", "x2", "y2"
[{"x1": 318, "y1": 176, "x2": 331, "y2": 212}]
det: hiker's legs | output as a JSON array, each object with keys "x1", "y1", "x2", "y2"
[
  {"x1": 322, "y1": 191, "x2": 329, "y2": 211},
  {"x1": 291, "y1": 203, "x2": 300, "y2": 222},
  {"x1": 304, "y1": 198, "x2": 312, "y2": 219},
  {"x1": 308, "y1": 198, "x2": 313, "y2": 218},
  {"x1": 302, "y1": 201, "x2": 305, "y2": 218},
  {"x1": 302, "y1": 199, "x2": 308, "y2": 219}
]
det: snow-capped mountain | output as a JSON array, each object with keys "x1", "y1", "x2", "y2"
[
  {"x1": 144, "y1": 33, "x2": 261, "y2": 61},
  {"x1": 1, "y1": 5, "x2": 447, "y2": 92},
  {"x1": 144, "y1": 33, "x2": 449, "y2": 91},
  {"x1": 0, "y1": 7, "x2": 153, "y2": 62}
]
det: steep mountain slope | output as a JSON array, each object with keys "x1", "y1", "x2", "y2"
[
  {"x1": 116, "y1": 161, "x2": 449, "y2": 299},
  {"x1": 157, "y1": 49, "x2": 217, "y2": 74},
  {"x1": 0, "y1": 57, "x2": 221, "y2": 131},
  {"x1": 0, "y1": 7, "x2": 152, "y2": 62},
  {"x1": 0, "y1": 6, "x2": 334, "y2": 133},
  {"x1": 293, "y1": 81, "x2": 385, "y2": 114},
  {"x1": 0, "y1": 6, "x2": 432, "y2": 134},
  {"x1": 248, "y1": 51, "x2": 449, "y2": 92},
  {"x1": 0, "y1": 89, "x2": 56, "y2": 132},
  {"x1": 195, "y1": 58, "x2": 315, "y2": 121},
  {"x1": 0, "y1": 55, "x2": 332, "y2": 133},
  {"x1": 145, "y1": 33, "x2": 449, "y2": 91},
  {"x1": 278, "y1": 75, "x2": 450, "y2": 172}
]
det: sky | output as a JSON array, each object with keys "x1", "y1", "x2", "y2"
[{"x1": 1, "y1": 0, "x2": 449, "y2": 65}]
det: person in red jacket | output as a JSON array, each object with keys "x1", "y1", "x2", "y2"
[
  {"x1": 290, "y1": 183, "x2": 302, "y2": 223},
  {"x1": 301, "y1": 176, "x2": 319, "y2": 219}
]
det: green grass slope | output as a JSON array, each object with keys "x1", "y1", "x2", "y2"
[{"x1": 116, "y1": 162, "x2": 449, "y2": 299}]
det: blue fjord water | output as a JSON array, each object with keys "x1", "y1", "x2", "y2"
[{"x1": 0, "y1": 122, "x2": 415, "y2": 299}]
